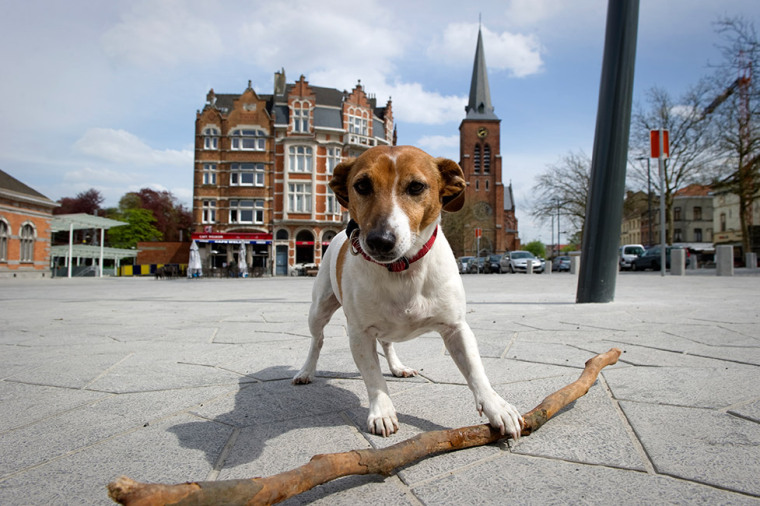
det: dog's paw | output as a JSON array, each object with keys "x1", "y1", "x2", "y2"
[
  {"x1": 291, "y1": 371, "x2": 313, "y2": 385},
  {"x1": 390, "y1": 365, "x2": 418, "y2": 378},
  {"x1": 477, "y1": 391, "x2": 524, "y2": 440},
  {"x1": 367, "y1": 399, "x2": 399, "y2": 437}
]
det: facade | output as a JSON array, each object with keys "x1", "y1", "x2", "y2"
[
  {"x1": 672, "y1": 184, "x2": 713, "y2": 246},
  {"x1": 455, "y1": 28, "x2": 519, "y2": 256},
  {"x1": 713, "y1": 187, "x2": 760, "y2": 258},
  {"x1": 192, "y1": 73, "x2": 393, "y2": 275},
  {"x1": 620, "y1": 191, "x2": 648, "y2": 246},
  {"x1": 0, "y1": 169, "x2": 58, "y2": 278}
]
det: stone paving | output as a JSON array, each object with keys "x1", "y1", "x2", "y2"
[{"x1": 0, "y1": 270, "x2": 759, "y2": 505}]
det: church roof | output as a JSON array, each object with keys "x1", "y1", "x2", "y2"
[{"x1": 465, "y1": 28, "x2": 498, "y2": 121}]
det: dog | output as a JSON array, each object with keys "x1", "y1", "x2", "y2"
[{"x1": 293, "y1": 145, "x2": 523, "y2": 439}]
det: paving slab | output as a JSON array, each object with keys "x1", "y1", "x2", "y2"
[{"x1": 0, "y1": 272, "x2": 759, "y2": 504}]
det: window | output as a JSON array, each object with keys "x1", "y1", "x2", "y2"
[
  {"x1": 203, "y1": 127, "x2": 219, "y2": 150},
  {"x1": 348, "y1": 109, "x2": 369, "y2": 136},
  {"x1": 483, "y1": 144, "x2": 491, "y2": 174},
  {"x1": 0, "y1": 220, "x2": 8, "y2": 261},
  {"x1": 473, "y1": 145, "x2": 481, "y2": 174},
  {"x1": 693, "y1": 206, "x2": 702, "y2": 221},
  {"x1": 230, "y1": 128, "x2": 266, "y2": 151},
  {"x1": 720, "y1": 213, "x2": 726, "y2": 232},
  {"x1": 288, "y1": 183, "x2": 312, "y2": 213},
  {"x1": 674, "y1": 228, "x2": 682, "y2": 242},
  {"x1": 326, "y1": 187, "x2": 342, "y2": 215},
  {"x1": 20, "y1": 224, "x2": 34, "y2": 263},
  {"x1": 202, "y1": 163, "x2": 217, "y2": 185},
  {"x1": 326, "y1": 147, "x2": 342, "y2": 174},
  {"x1": 674, "y1": 207, "x2": 682, "y2": 221},
  {"x1": 288, "y1": 146, "x2": 313, "y2": 172},
  {"x1": 292, "y1": 102, "x2": 311, "y2": 133},
  {"x1": 694, "y1": 228, "x2": 703, "y2": 242},
  {"x1": 229, "y1": 199, "x2": 264, "y2": 224},
  {"x1": 202, "y1": 200, "x2": 216, "y2": 223},
  {"x1": 230, "y1": 163, "x2": 265, "y2": 186}
]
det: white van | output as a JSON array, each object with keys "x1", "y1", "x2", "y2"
[{"x1": 619, "y1": 244, "x2": 645, "y2": 270}]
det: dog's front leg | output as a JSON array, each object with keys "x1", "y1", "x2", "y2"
[
  {"x1": 350, "y1": 333, "x2": 399, "y2": 436},
  {"x1": 441, "y1": 323, "x2": 523, "y2": 439}
]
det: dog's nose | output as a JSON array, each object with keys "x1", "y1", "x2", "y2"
[{"x1": 366, "y1": 229, "x2": 396, "y2": 254}]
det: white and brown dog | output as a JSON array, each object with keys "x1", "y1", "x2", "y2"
[{"x1": 293, "y1": 145, "x2": 522, "y2": 439}]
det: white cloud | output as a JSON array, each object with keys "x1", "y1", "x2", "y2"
[
  {"x1": 101, "y1": 0, "x2": 223, "y2": 68},
  {"x1": 428, "y1": 23, "x2": 544, "y2": 78},
  {"x1": 73, "y1": 128, "x2": 192, "y2": 167},
  {"x1": 63, "y1": 166, "x2": 137, "y2": 185},
  {"x1": 416, "y1": 135, "x2": 460, "y2": 159}
]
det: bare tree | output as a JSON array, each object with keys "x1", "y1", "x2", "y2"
[
  {"x1": 531, "y1": 150, "x2": 592, "y2": 240},
  {"x1": 629, "y1": 85, "x2": 716, "y2": 244},
  {"x1": 706, "y1": 16, "x2": 760, "y2": 256}
]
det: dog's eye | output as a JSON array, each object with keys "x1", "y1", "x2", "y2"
[
  {"x1": 353, "y1": 178, "x2": 373, "y2": 196},
  {"x1": 406, "y1": 181, "x2": 427, "y2": 196}
]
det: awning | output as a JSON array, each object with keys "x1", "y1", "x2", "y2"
[
  {"x1": 51, "y1": 245, "x2": 137, "y2": 260},
  {"x1": 50, "y1": 213, "x2": 129, "y2": 278},
  {"x1": 191, "y1": 232, "x2": 272, "y2": 244}
]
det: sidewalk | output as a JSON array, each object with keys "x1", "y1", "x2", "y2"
[{"x1": 0, "y1": 272, "x2": 759, "y2": 504}]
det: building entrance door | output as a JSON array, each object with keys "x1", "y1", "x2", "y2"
[{"x1": 275, "y1": 245, "x2": 288, "y2": 276}]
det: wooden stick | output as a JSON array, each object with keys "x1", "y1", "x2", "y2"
[{"x1": 108, "y1": 348, "x2": 621, "y2": 506}]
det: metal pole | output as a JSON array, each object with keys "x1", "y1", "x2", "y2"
[
  {"x1": 658, "y1": 128, "x2": 666, "y2": 276},
  {"x1": 577, "y1": 0, "x2": 640, "y2": 303},
  {"x1": 68, "y1": 223, "x2": 73, "y2": 278},
  {"x1": 99, "y1": 228, "x2": 105, "y2": 277},
  {"x1": 647, "y1": 158, "x2": 652, "y2": 246}
]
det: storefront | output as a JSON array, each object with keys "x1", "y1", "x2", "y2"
[{"x1": 191, "y1": 232, "x2": 272, "y2": 276}]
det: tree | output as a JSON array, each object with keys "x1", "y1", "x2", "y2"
[
  {"x1": 523, "y1": 240, "x2": 546, "y2": 259},
  {"x1": 706, "y1": 16, "x2": 760, "y2": 255},
  {"x1": 54, "y1": 188, "x2": 104, "y2": 215},
  {"x1": 531, "y1": 151, "x2": 592, "y2": 241},
  {"x1": 629, "y1": 84, "x2": 716, "y2": 244},
  {"x1": 119, "y1": 188, "x2": 192, "y2": 242},
  {"x1": 106, "y1": 208, "x2": 162, "y2": 249}
]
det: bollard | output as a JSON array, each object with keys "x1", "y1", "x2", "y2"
[
  {"x1": 746, "y1": 252, "x2": 757, "y2": 271},
  {"x1": 570, "y1": 255, "x2": 581, "y2": 275},
  {"x1": 716, "y1": 245, "x2": 734, "y2": 276},
  {"x1": 526, "y1": 259, "x2": 534, "y2": 274},
  {"x1": 671, "y1": 249, "x2": 686, "y2": 276},
  {"x1": 545, "y1": 259, "x2": 551, "y2": 275}
]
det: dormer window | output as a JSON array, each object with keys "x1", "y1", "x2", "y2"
[
  {"x1": 230, "y1": 128, "x2": 266, "y2": 151},
  {"x1": 203, "y1": 127, "x2": 220, "y2": 150},
  {"x1": 292, "y1": 101, "x2": 311, "y2": 133}
]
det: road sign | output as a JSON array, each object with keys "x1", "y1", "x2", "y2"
[
  {"x1": 650, "y1": 130, "x2": 669, "y2": 158},
  {"x1": 475, "y1": 228, "x2": 482, "y2": 238}
]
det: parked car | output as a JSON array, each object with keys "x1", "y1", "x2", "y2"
[
  {"x1": 458, "y1": 256, "x2": 474, "y2": 274},
  {"x1": 487, "y1": 253, "x2": 502, "y2": 273},
  {"x1": 500, "y1": 250, "x2": 545, "y2": 273},
  {"x1": 631, "y1": 245, "x2": 690, "y2": 271},
  {"x1": 552, "y1": 255, "x2": 571, "y2": 272},
  {"x1": 466, "y1": 257, "x2": 486, "y2": 274},
  {"x1": 619, "y1": 244, "x2": 645, "y2": 270}
]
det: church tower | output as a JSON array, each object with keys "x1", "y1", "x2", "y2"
[{"x1": 458, "y1": 27, "x2": 519, "y2": 255}]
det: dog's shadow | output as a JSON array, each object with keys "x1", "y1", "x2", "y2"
[{"x1": 169, "y1": 365, "x2": 447, "y2": 477}]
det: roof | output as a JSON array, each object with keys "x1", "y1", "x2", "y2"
[
  {"x1": 675, "y1": 184, "x2": 712, "y2": 197},
  {"x1": 50, "y1": 244, "x2": 137, "y2": 260},
  {"x1": 0, "y1": 169, "x2": 57, "y2": 208},
  {"x1": 465, "y1": 28, "x2": 498, "y2": 121},
  {"x1": 50, "y1": 213, "x2": 128, "y2": 232}
]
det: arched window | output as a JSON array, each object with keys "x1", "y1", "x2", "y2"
[
  {"x1": 203, "y1": 127, "x2": 220, "y2": 150},
  {"x1": 0, "y1": 219, "x2": 8, "y2": 261},
  {"x1": 20, "y1": 223, "x2": 35, "y2": 263},
  {"x1": 483, "y1": 144, "x2": 491, "y2": 174},
  {"x1": 473, "y1": 145, "x2": 481, "y2": 174},
  {"x1": 230, "y1": 128, "x2": 266, "y2": 151},
  {"x1": 276, "y1": 229, "x2": 289, "y2": 241}
]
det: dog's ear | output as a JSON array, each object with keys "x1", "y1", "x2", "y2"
[
  {"x1": 437, "y1": 158, "x2": 466, "y2": 212},
  {"x1": 330, "y1": 159, "x2": 355, "y2": 208}
]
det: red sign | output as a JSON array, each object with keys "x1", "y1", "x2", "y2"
[
  {"x1": 191, "y1": 232, "x2": 272, "y2": 244},
  {"x1": 475, "y1": 228, "x2": 482, "y2": 238},
  {"x1": 650, "y1": 130, "x2": 670, "y2": 158}
]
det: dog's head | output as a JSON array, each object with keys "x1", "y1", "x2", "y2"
[{"x1": 330, "y1": 145, "x2": 465, "y2": 264}]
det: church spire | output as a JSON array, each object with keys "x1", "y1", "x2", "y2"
[{"x1": 465, "y1": 27, "x2": 498, "y2": 120}]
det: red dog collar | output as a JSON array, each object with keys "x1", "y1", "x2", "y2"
[{"x1": 348, "y1": 223, "x2": 438, "y2": 273}]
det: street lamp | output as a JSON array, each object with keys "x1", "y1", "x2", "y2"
[{"x1": 636, "y1": 156, "x2": 653, "y2": 246}]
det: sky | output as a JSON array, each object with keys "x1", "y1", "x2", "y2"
[{"x1": 1, "y1": 0, "x2": 758, "y2": 244}]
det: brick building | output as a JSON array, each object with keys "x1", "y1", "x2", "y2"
[
  {"x1": 453, "y1": 28, "x2": 519, "y2": 256},
  {"x1": 193, "y1": 72, "x2": 393, "y2": 275},
  {"x1": 0, "y1": 169, "x2": 58, "y2": 278}
]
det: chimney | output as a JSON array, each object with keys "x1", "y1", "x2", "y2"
[{"x1": 274, "y1": 68, "x2": 286, "y2": 96}]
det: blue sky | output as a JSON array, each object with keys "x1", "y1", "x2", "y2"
[{"x1": 1, "y1": 0, "x2": 757, "y2": 243}]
